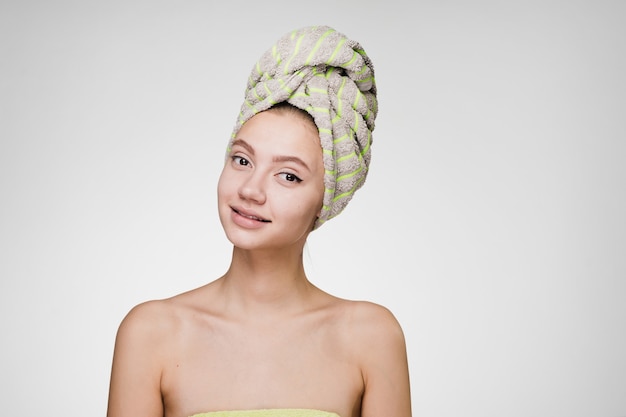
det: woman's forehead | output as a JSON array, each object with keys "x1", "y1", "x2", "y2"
[{"x1": 237, "y1": 112, "x2": 322, "y2": 155}]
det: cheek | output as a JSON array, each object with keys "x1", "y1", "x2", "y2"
[
  {"x1": 310, "y1": 178, "x2": 325, "y2": 213},
  {"x1": 216, "y1": 167, "x2": 233, "y2": 202},
  {"x1": 293, "y1": 186, "x2": 324, "y2": 218}
]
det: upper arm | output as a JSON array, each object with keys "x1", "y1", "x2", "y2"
[
  {"x1": 107, "y1": 302, "x2": 167, "y2": 417},
  {"x1": 357, "y1": 303, "x2": 412, "y2": 417}
]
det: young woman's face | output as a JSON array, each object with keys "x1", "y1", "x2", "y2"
[{"x1": 217, "y1": 110, "x2": 325, "y2": 251}]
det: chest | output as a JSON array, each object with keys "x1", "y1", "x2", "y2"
[{"x1": 161, "y1": 319, "x2": 363, "y2": 417}]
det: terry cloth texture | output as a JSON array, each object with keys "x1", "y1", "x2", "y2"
[
  {"x1": 189, "y1": 409, "x2": 341, "y2": 417},
  {"x1": 229, "y1": 25, "x2": 378, "y2": 229}
]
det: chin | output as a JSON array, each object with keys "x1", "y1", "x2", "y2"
[{"x1": 225, "y1": 225, "x2": 311, "y2": 252}]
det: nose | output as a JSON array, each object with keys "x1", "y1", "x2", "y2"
[{"x1": 238, "y1": 171, "x2": 266, "y2": 205}]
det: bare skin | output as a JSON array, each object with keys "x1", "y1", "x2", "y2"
[{"x1": 107, "y1": 109, "x2": 412, "y2": 417}]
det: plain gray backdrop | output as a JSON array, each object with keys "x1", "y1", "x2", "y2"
[{"x1": 1, "y1": 0, "x2": 625, "y2": 416}]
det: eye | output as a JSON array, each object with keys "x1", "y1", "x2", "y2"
[
  {"x1": 278, "y1": 172, "x2": 302, "y2": 183},
  {"x1": 232, "y1": 155, "x2": 250, "y2": 166}
]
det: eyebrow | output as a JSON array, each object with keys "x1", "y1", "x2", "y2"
[
  {"x1": 232, "y1": 138, "x2": 312, "y2": 172},
  {"x1": 272, "y1": 155, "x2": 311, "y2": 172},
  {"x1": 231, "y1": 139, "x2": 254, "y2": 155}
]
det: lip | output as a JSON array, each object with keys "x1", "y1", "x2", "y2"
[{"x1": 230, "y1": 206, "x2": 271, "y2": 229}]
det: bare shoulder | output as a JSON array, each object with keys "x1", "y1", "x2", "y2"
[
  {"x1": 336, "y1": 299, "x2": 409, "y2": 376},
  {"x1": 118, "y1": 298, "x2": 173, "y2": 330},
  {"x1": 108, "y1": 298, "x2": 182, "y2": 417},
  {"x1": 339, "y1": 299, "x2": 406, "y2": 344},
  {"x1": 115, "y1": 286, "x2": 208, "y2": 349},
  {"x1": 114, "y1": 299, "x2": 176, "y2": 355},
  {"x1": 323, "y1": 298, "x2": 408, "y2": 368},
  {"x1": 336, "y1": 300, "x2": 412, "y2": 417}
]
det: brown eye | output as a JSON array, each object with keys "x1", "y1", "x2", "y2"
[
  {"x1": 279, "y1": 172, "x2": 302, "y2": 183},
  {"x1": 232, "y1": 156, "x2": 249, "y2": 166}
]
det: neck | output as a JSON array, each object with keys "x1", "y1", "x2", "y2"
[{"x1": 217, "y1": 245, "x2": 315, "y2": 318}]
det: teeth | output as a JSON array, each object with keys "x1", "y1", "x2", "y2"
[{"x1": 237, "y1": 209, "x2": 269, "y2": 222}]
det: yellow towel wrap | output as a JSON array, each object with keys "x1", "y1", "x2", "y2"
[{"x1": 189, "y1": 409, "x2": 341, "y2": 417}]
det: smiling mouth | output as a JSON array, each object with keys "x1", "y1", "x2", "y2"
[{"x1": 233, "y1": 208, "x2": 271, "y2": 223}]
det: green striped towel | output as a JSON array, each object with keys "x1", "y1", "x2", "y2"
[{"x1": 229, "y1": 25, "x2": 378, "y2": 229}]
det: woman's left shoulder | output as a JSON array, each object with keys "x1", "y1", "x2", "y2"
[
  {"x1": 336, "y1": 299, "x2": 407, "y2": 345},
  {"x1": 338, "y1": 299, "x2": 410, "y2": 409}
]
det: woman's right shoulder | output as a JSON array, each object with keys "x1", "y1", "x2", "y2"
[
  {"x1": 115, "y1": 285, "x2": 216, "y2": 343},
  {"x1": 119, "y1": 298, "x2": 172, "y2": 325},
  {"x1": 108, "y1": 297, "x2": 194, "y2": 416},
  {"x1": 115, "y1": 299, "x2": 180, "y2": 346}
]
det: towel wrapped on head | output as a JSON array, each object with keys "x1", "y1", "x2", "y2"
[{"x1": 229, "y1": 25, "x2": 378, "y2": 229}]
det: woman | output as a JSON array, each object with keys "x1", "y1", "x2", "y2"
[{"x1": 107, "y1": 26, "x2": 411, "y2": 417}]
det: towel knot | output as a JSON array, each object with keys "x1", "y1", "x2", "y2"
[{"x1": 230, "y1": 25, "x2": 378, "y2": 229}]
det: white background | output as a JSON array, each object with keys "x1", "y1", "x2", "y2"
[{"x1": 1, "y1": 1, "x2": 625, "y2": 416}]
